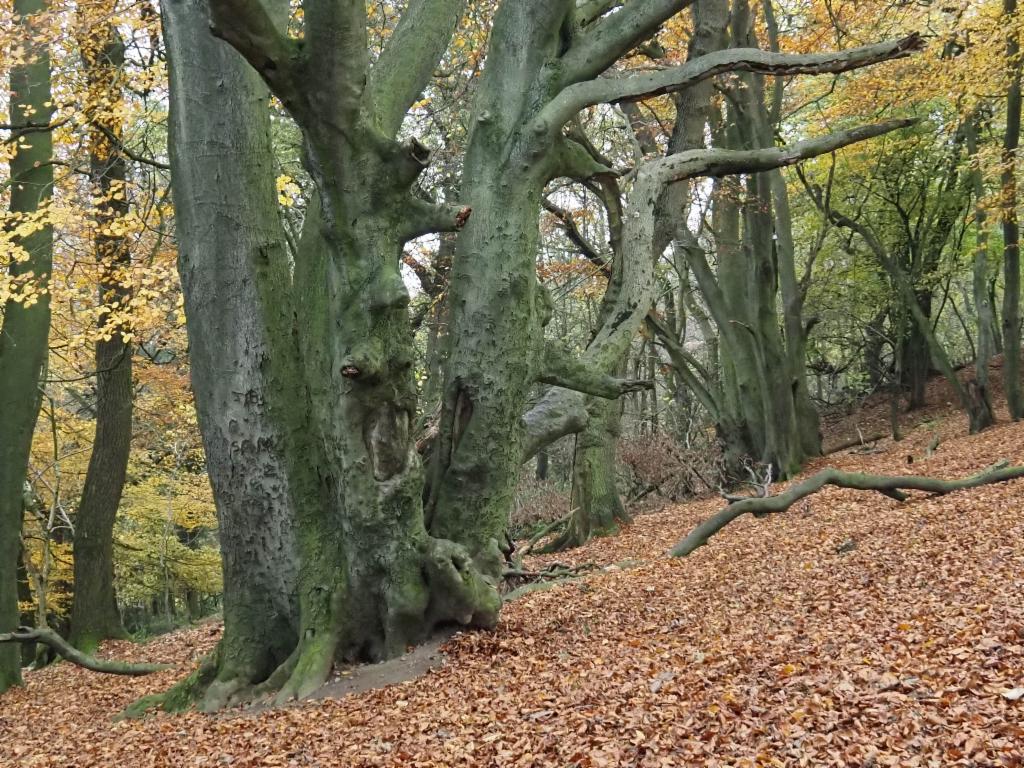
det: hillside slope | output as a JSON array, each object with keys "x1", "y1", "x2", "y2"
[{"x1": 2, "y1": 407, "x2": 1023, "y2": 767}]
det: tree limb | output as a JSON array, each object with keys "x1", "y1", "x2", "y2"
[
  {"x1": 91, "y1": 123, "x2": 169, "y2": 170},
  {"x1": 548, "y1": 135, "x2": 617, "y2": 182},
  {"x1": 0, "y1": 627, "x2": 171, "y2": 675},
  {"x1": 544, "y1": 34, "x2": 923, "y2": 131},
  {"x1": 574, "y1": 0, "x2": 622, "y2": 27},
  {"x1": 207, "y1": 0, "x2": 304, "y2": 113},
  {"x1": 538, "y1": 342, "x2": 652, "y2": 398},
  {"x1": 670, "y1": 461, "x2": 1024, "y2": 557},
  {"x1": 543, "y1": 198, "x2": 610, "y2": 272},
  {"x1": 559, "y1": 0, "x2": 696, "y2": 87},
  {"x1": 642, "y1": 119, "x2": 917, "y2": 189},
  {"x1": 399, "y1": 199, "x2": 473, "y2": 242},
  {"x1": 521, "y1": 389, "x2": 590, "y2": 462},
  {"x1": 364, "y1": 0, "x2": 468, "y2": 138}
]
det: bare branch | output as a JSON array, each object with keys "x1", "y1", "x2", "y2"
[
  {"x1": 91, "y1": 123, "x2": 169, "y2": 170},
  {"x1": 642, "y1": 119, "x2": 917, "y2": 189},
  {"x1": 542, "y1": 198, "x2": 610, "y2": 271},
  {"x1": 538, "y1": 342, "x2": 653, "y2": 398},
  {"x1": 542, "y1": 34, "x2": 924, "y2": 131}
]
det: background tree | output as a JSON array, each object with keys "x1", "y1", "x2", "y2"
[
  {"x1": 69, "y1": 5, "x2": 133, "y2": 652},
  {"x1": 0, "y1": 0, "x2": 55, "y2": 693}
]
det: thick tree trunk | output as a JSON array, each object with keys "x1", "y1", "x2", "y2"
[
  {"x1": 561, "y1": 393, "x2": 631, "y2": 549},
  {"x1": 0, "y1": 0, "x2": 53, "y2": 694},
  {"x1": 1003, "y1": 0, "x2": 1023, "y2": 420},
  {"x1": 162, "y1": 0, "x2": 501, "y2": 709},
  {"x1": 70, "y1": 18, "x2": 132, "y2": 653},
  {"x1": 428, "y1": 2, "x2": 578, "y2": 555},
  {"x1": 162, "y1": 0, "x2": 301, "y2": 710}
]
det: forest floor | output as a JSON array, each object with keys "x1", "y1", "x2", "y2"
[{"x1": 3, "y1": 376, "x2": 1024, "y2": 766}]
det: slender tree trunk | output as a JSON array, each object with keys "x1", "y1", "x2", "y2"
[
  {"x1": 0, "y1": 0, "x2": 53, "y2": 693},
  {"x1": 535, "y1": 449, "x2": 549, "y2": 481},
  {"x1": 902, "y1": 306, "x2": 932, "y2": 410},
  {"x1": 967, "y1": 117, "x2": 996, "y2": 431},
  {"x1": 762, "y1": 0, "x2": 822, "y2": 457},
  {"x1": 1003, "y1": 0, "x2": 1023, "y2": 419},
  {"x1": 70, "y1": 15, "x2": 132, "y2": 653}
]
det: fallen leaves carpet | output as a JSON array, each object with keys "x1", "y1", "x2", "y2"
[{"x1": 2, "y1": 412, "x2": 1023, "y2": 767}]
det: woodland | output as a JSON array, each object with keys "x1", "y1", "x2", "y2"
[{"x1": 0, "y1": 0, "x2": 1023, "y2": 765}]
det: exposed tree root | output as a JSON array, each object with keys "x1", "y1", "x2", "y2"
[
  {"x1": 119, "y1": 648, "x2": 221, "y2": 719},
  {"x1": 523, "y1": 513, "x2": 572, "y2": 555},
  {"x1": 670, "y1": 460, "x2": 1024, "y2": 557},
  {"x1": 501, "y1": 561, "x2": 597, "y2": 601},
  {"x1": 274, "y1": 626, "x2": 339, "y2": 705},
  {"x1": 125, "y1": 537, "x2": 506, "y2": 714},
  {"x1": 0, "y1": 627, "x2": 170, "y2": 676}
]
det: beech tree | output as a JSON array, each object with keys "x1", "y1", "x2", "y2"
[
  {"x1": 143, "y1": 0, "x2": 922, "y2": 710},
  {"x1": 69, "y1": 9, "x2": 133, "y2": 653},
  {"x1": 0, "y1": 0, "x2": 54, "y2": 693}
]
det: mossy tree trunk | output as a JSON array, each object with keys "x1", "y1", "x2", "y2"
[
  {"x1": 162, "y1": 0, "x2": 302, "y2": 711},
  {"x1": 155, "y1": 0, "x2": 921, "y2": 710},
  {"x1": 646, "y1": 0, "x2": 821, "y2": 481},
  {"x1": 537, "y1": 165, "x2": 635, "y2": 552},
  {"x1": 160, "y1": 0, "x2": 504, "y2": 709},
  {"x1": 565, "y1": 392, "x2": 631, "y2": 546},
  {"x1": 69, "y1": 15, "x2": 132, "y2": 653},
  {"x1": 0, "y1": 0, "x2": 53, "y2": 694}
]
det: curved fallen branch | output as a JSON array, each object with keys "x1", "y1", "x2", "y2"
[
  {"x1": 670, "y1": 461, "x2": 1024, "y2": 558},
  {"x1": 501, "y1": 562, "x2": 597, "y2": 603},
  {"x1": 0, "y1": 627, "x2": 171, "y2": 676}
]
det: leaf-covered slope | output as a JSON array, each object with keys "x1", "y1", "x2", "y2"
[{"x1": 2, "y1": 413, "x2": 1023, "y2": 767}]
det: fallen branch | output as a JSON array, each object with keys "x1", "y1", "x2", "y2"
[
  {"x1": 824, "y1": 431, "x2": 887, "y2": 455},
  {"x1": 670, "y1": 461, "x2": 1024, "y2": 558},
  {"x1": 0, "y1": 627, "x2": 171, "y2": 676}
]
